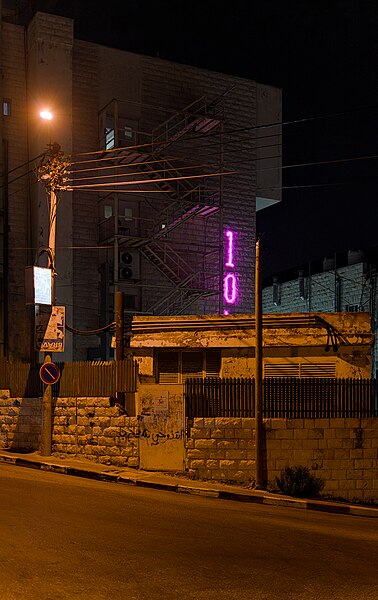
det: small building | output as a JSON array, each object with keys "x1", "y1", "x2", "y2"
[{"x1": 131, "y1": 312, "x2": 374, "y2": 382}]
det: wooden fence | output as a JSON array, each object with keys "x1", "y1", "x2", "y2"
[
  {"x1": 185, "y1": 377, "x2": 378, "y2": 419},
  {"x1": 0, "y1": 359, "x2": 139, "y2": 398}
]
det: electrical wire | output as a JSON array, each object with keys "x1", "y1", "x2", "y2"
[
  {"x1": 65, "y1": 322, "x2": 115, "y2": 336},
  {"x1": 61, "y1": 170, "x2": 235, "y2": 191}
]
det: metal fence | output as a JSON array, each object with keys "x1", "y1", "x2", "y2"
[
  {"x1": 0, "y1": 359, "x2": 139, "y2": 398},
  {"x1": 185, "y1": 377, "x2": 378, "y2": 419}
]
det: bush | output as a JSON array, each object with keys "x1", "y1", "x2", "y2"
[{"x1": 275, "y1": 465, "x2": 324, "y2": 498}]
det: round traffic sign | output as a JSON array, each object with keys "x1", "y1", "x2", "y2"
[{"x1": 39, "y1": 362, "x2": 60, "y2": 385}]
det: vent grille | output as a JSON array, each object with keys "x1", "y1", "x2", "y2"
[
  {"x1": 205, "y1": 350, "x2": 221, "y2": 377},
  {"x1": 265, "y1": 362, "x2": 336, "y2": 378},
  {"x1": 265, "y1": 363, "x2": 300, "y2": 377}
]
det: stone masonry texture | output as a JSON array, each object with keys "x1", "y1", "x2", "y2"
[
  {"x1": 187, "y1": 416, "x2": 378, "y2": 502},
  {"x1": 0, "y1": 390, "x2": 376, "y2": 502}
]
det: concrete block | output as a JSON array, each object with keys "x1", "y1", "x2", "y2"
[
  {"x1": 205, "y1": 459, "x2": 220, "y2": 469},
  {"x1": 208, "y1": 449, "x2": 225, "y2": 459},
  {"x1": 187, "y1": 449, "x2": 206, "y2": 459},
  {"x1": 195, "y1": 438, "x2": 217, "y2": 449},
  {"x1": 225, "y1": 449, "x2": 246, "y2": 460},
  {"x1": 211, "y1": 429, "x2": 225, "y2": 438},
  {"x1": 354, "y1": 458, "x2": 374, "y2": 469},
  {"x1": 234, "y1": 428, "x2": 252, "y2": 439},
  {"x1": 215, "y1": 418, "x2": 242, "y2": 428},
  {"x1": 190, "y1": 427, "x2": 211, "y2": 439},
  {"x1": 308, "y1": 428, "x2": 324, "y2": 439},
  {"x1": 219, "y1": 459, "x2": 237, "y2": 470},
  {"x1": 275, "y1": 429, "x2": 294, "y2": 440},
  {"x1": 189, "y1": 459, "x2": 206, "y2": 469}
]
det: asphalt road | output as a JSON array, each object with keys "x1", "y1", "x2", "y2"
[{"x1": 0, "y1": 464, "x2": 377, "y2": 600}]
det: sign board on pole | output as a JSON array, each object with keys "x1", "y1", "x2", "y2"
[
  {"x1": 39, "y1": 362, "x2": 61, "y2": 385},
  {"x1": 35, "y1": 306, "x2": 65, "y2": 352},
  {"x1": 25, "y1": 266, "x2": 52, "y2": 305}
]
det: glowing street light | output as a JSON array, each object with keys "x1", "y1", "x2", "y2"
[{"x1": 40, "y1": 109, "x2": 53, "y2": 121}]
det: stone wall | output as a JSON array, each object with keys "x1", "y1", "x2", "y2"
[
  {"x1": 186, "y1": 418, "x2": 256, "y2": 483},
  {"x1": 0, "y1": 392, "x2": 140, "y2": 468},
  {"x1": 1, "y1": 389, "x2": 376, "y2": 502},
  {"x1": 187, "y1": 417, "x2": 378, "y2": 502},
  {"x1": 52, "y1": 397, "x2": 139, "y2": 467},
  {"x1": 0, "y1": 393, "x2": 42, "y2": 450}
]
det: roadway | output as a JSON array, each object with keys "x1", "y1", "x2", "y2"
[{"x1": 0, "y1": 463, "x2": 377, "y2": 599}]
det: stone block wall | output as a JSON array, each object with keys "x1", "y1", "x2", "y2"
[
  {"x1": 186, "y1": 418, "x2": 256, "y2": 483},
  {"x1": 52, "y1": 397, "x2": 140, "y2": 468},
  {"x1": 0, "y1": 392, "x2": 42, "y2": 450},
  {"x1": 0, "y1": 392, "x2": 140, "y2": 468},
  {"x1": 265, "y1": 418, "x2": 377, "y2": 503},
  {"x1": 187, "y1": 417, "x2": 378, "y2": 502}
]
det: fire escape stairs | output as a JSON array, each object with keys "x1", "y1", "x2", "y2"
[{"x1": 104, "y1": 95, "x2": 223, "y2": 313}]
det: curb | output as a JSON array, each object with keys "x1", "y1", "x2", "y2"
[{"x1": 1, "y1": 454, "x2": 377, "y2": 518}]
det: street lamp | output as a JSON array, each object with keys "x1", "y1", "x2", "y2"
[{"x1": 36, "y1": 110, "x2": 69, "y2": 456}]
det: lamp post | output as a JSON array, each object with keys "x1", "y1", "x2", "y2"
[{"x1": 36, "y1": 110, "x2": 69, "y2": 455}]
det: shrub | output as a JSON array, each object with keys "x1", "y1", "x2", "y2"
[{"x1": 275, "y1": 465, "x2": 324, "y2": 498}]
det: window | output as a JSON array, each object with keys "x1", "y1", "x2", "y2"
[
  {"x1": 2, "y1": 99, "x2": 11, "y2": 117},
  {"x1": 123, "y1": 207, "x2": 133, "y2": 221},
  {"x1": 105, "y1": 127, "x2": 115, "y2": 150},
  {"x1": 157, "y1": 349, "x2": 221, "y2": 383},
  {"x1": 124, "y1": 294, "x2": 136, "y2": 309},
  {"x1": 123, "y1": 126, "x2": 133, "y2": 139},
  {"x1": 345, "y1": 304, "x2": 361, "y2": 312},
  {"x1": 158, "y1": 351, "x2": 179, "y2": 384},
  {"x1": 104, "y1": 205, "x2": 113, "y2": 219}
]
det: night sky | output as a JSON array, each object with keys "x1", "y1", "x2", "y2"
[{"x1": 28, "y1": 0, "x2": 378, "y2": 279}]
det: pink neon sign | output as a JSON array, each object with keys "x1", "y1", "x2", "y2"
[
  {"x1": 223, "y1": 229, "x2": 238, "y2": 309},
  {"x1": 224, "y1": 273, "x2": 237, "y2": 303},
  {"x1": 225, "y1": 230, "x2": 234, "y2": 267}
]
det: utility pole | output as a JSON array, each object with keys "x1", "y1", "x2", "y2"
[
  {"x1": 37, "y1": 143, "x2": 69, "y2": 456},
  {"x1": 255, "y1": 238, "x2": 264, "y2": 489}
]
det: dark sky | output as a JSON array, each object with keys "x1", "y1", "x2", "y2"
[{"x1": 27, "y1": 0, "x2": 378, "y2": 278}]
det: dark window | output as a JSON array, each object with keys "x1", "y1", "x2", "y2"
[
  {"x1": 2, "y1": 100, "x2": 11, "y2": 117},
  {"x1": 157, "y1": 349, "x2": 221, "y2": 383}
]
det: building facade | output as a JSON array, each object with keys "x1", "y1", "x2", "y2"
[
  {"x1": 0, "y1": 8, "x2": 281, "y2": 361},
  {"x1": 131, "y1": 313, "x2": 373, "y2": 382},
  {"x1": 262, "y1": 257, "x2": 378, "y2": 376}
]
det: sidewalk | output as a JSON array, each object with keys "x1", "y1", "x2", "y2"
[{"x1": 0, "y1": 450, "x2": 377, "y2": 518}]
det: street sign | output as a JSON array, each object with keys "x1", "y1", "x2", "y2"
[
  {"x1": 39, "y1": 362, "x2": 60, "y2": 385},
  {"x1": 35, "y1": 306, "x2": 65, "y2": 352}
]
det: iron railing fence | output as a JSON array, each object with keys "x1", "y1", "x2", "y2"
[
  {"x1": 185, "y1": 377, "x2": 378, "y2": 419},
  {"x1": 0, "y1": 359, "x2": 139, "y2": 398}
]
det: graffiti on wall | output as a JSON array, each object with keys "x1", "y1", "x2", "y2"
[{"x1": 121, "y1": 426, "x2": 185, "y2": 446}]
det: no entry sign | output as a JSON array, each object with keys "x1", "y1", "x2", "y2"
[{"x1": 39, "y1": 362, "x2": 60, "y2": 385}]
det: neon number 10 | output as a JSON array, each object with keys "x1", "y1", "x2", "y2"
[{"x1": 223, "y1": 229, "x2": 238, "y2": 311}]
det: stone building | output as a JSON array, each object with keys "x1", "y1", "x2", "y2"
[
  {"x1": 262, "y1": 254, "x2": 378, "y2": 377},
  {"x1": 130, "y1": 312, "x2": 374, "y2": 382},
  {"x1": 0, "y1": 7, "x2": 281, "y2": 361}
]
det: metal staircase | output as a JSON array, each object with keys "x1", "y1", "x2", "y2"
[{"x1": 99, "y1": 94, "x2": 224, "y2": 315}]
